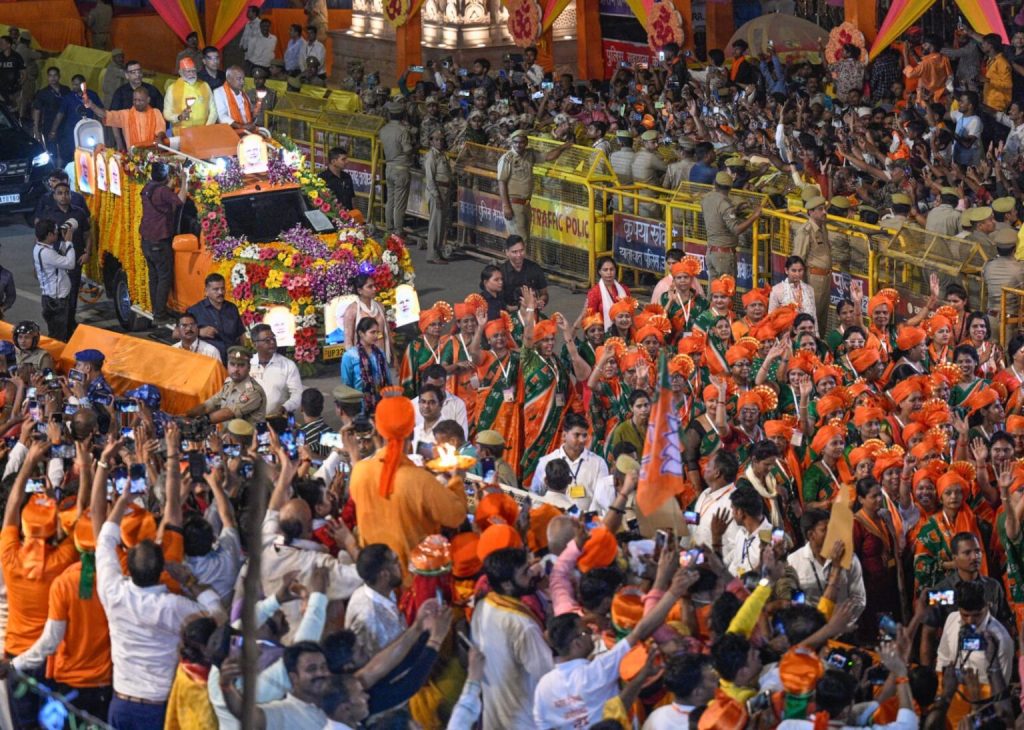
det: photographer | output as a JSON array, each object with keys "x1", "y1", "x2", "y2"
[
  {"x1": 934, "y1": 580, "x2": 1012, "y2": 690},
  {"x1": 36, "y1": 181, "x2": 91, "y2": 330},
  {"x1": 31, "y1": 219, "x2": 77, "y2": 341},
  {"x1": 140, "y1": 161, "x2": 188, "y2": 326}
]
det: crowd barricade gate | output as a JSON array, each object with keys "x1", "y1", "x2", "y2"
[
  {"x1": 46, "y1": 44, "x2": 111, "y2": 92},
  {"x1": 1001, "y1": 287, "x2": 1024, "y2": 346},
  {"x1": 264, "y1": 92, "x2": 329, "y2": 158},
  {"x1": 308, "y1": 109, "x2": 383, "y2": 223},
  {"x1": 872, "y1": 224, "x2": 988, "y2": 322},
  {"x1": 453, "y1": 139, "x2": 618, "y2": 285},
  {"x1": 598, "y1": 181, "x2": 768, "y2": 306}
]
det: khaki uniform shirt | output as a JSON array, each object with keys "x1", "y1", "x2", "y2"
[
  {"x1": 829, "y1": 228, "x2": 852, "y2": 269},
  {"x1": 701, "y1": 190, "x2": 741, "y2": 248},
  {"x1": 379, "y1": 120, "x2": 414, "y2": 167},
  {"x1": 925, "y1": 204, "x2": 963, "y2": 237},
  {"x1": 609, "y1": 148, "x2": 635, "y2": 185},
  {"x1": 14, "y1": 348, "x2": 53, "y2": 371},
  {"x1": 982, "y1": 256, "x2": 1024, "y2": 313},
  {"x1": 496, "y1": 148, "x2": 537, "y2": 200},
  {"x1": 793, "y1": 219, "x2": 831, "y2": 272},
  {"x1": 878, "y1": 213, "x2": 908, "y2": 231},
  {"x1": 630, "y1": 149, "x2": 667, "y2": 186},
  {"x1": 204, "y1": 376, "x2": 266, "y2": 424},
  {"x1": 423, "y1": 147, "x2": 452, "y2": 198},
  {"x1": 663, "y1": 159, "x2": 694, "y2": 190},
  {"x1": 969, "y1": 230, "x2": 996, "y2": 259}
]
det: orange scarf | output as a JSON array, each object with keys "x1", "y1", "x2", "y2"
[
  {"x1": 122, "y1": 108, "x2": 163, "y2": 148},
  {"x1": 730, "y1": 57, "x2": 746, "y2": 81},
  {"x1": 224, "y1": 87, "x2": 252, "y2": 125}
]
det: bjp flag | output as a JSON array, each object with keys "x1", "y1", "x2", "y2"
[{"x1": 637, "y1": 352, "x2": 695, "y2": 516}]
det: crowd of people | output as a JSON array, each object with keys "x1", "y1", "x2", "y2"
[{"x1": 12, "y1": 4, "x2": 1024, "y2": 730}]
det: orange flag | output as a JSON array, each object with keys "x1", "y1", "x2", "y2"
[{"x1": 637, "y1": 352, "x2": 695, "y2": 515}]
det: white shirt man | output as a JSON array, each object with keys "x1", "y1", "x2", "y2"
[
  {"x1": 185, "y1": 524, "x2": 243, "y2": 601},
  {"x1": 96, "y1": 521, "x2": 222, "y2": 702},
  {"x1": 533, "y1": 638, "x2": 632, "y2": 729},
  {"x1": 250, "y1": 351, "x2": 304, "y2": 416},
  {"x1": 936, "y1": 610, "x2": 1013, "y2": 683},
  {"x1": 531, "y1": 446, "x2": 609, "y2": 501},
  {"x1": 691, "y1": 481, "x2": 739, "y2": 551},
  {"x1": 239, "y1": 14, "x2": 261, "y2": 53},
  {"x1": 787, "y1": 541, "x2": 867, "y2": 625},
  {"x1": 726, "y1": 516, "x2": 772, "y2": 577},
  {"x1": 174, "y1": 336, "x2": 222, "y2": 360},
  {"x1": 33, "y1": 232, "x2": 75, "y2": 299},
  {"x1": 768, "y1": 278, "x2": 817, "y2": 324},
  {"x1": 304, "y1": 38, "x2": 326, "y2": 71},
  {"x1": 412, "y1": 391, "x2": 469, "y2": 435},
  {"x1": 245, "y1": 27, "x2": 278, "y2": 69},
  {"x1": 213, "y1": 82, "x2": 253, "y2": 125},
  {"x1": 344, "y1": 583, "x2": 406, "y2": 656}
]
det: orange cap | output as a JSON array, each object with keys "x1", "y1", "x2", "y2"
[
  {"x1": 526, "y1": 503, "x2": 563, "y2": 553},
  {"x1": 475, "y1": 492, "x2": 520, "y2": 531},
  {"x1": 450, "y1": 532, "x2": 483, "y2": 578},
  {"x1": 577, "y1": 526, "x2": 618, "y2": 573},
  {"x1": 120, "y1": 504, "x2": 158, "y2": 548},
  {"x1": 476, "y1": 524, "x2": 522, "y2": 562}
]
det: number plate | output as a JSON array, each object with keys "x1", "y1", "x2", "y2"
[
  {"x1": 321, "y1": 344, "x2": 344, "y2": 361},
  {"x1": 0, "y1": 194, "x2": 20, "y2": 205}
]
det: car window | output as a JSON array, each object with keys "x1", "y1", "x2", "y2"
[{"x1": 221, "y1": 188, "x2": 316, "y2": 242}]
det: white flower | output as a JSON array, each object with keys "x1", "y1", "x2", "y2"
[{"x1": 230, "y1": 264, "x2": 248, "y2": 286}]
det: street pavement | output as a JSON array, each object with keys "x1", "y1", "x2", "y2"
[{"x1": 0, "y1": 213, "x2": 584, "y2": 416}]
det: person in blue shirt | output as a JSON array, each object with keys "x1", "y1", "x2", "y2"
[
  {"x1": 54, "y1": 73, "x2": 104, "y2": 163},
  {"x1": 341, "y1": 316, "x2": 391, "y2": 413},
  {"x1": 688, "y1": 141, "x2": 718, "y2": 185},
  {"x1": 68, "y1": 348, "x2": 113, "y2": 432},
  {"x1": 187, "y1": 273, "x2": 245, "y2": 363}
]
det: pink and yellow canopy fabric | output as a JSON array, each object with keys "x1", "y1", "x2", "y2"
[
  {"x1": 210, "y1": 0, "x2": 263, "y2": 49},
  {"x1": 150, "y1": 0, "x2": 205, "y2": 45},
  {"x1": 869, "y1": 0, "x2": 1007, "y2": 60}
]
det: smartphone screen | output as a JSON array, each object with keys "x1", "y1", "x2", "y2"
[
  {"x1": 256, "y1": 422, "x2": 270, "y2": 454},
  {"x1": 111, "y1": 466, "x2": 128, "y2": 494},
  {"x1": 129, "y1": 463, "x2": 147, "y2": 493}
]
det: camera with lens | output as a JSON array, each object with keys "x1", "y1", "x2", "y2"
[
  {"x1": 176, "y1": 416, "x2": 211, "y2": 451},
  {"x1": 960, "y1": 624, "x2": 986, "y2": 653}
]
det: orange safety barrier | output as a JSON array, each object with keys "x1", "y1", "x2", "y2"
[
  {"x1": 110, "y1": 13, "x2": 184, "y2": 75},
  {"x1": 0, "y1": 0, "x2": 85, "y2": 51},
  {"x1": 0, "y1": 321, "x2": 66, "y2": 367},
  {"x1": 267, "y1": 9, "x2": 351, "y2": 78},
  {"x1": 56, "y1": 325, "x2": 227, "y2": 415}
]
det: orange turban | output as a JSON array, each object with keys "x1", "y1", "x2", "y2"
[
  {"x1": 418, "y1": 302, "x2": 452, "y2": 333},
  {"x1": 896, "y1": 325, "x2": 926, "y2": 350},
  {"x1": 697, "y1": 689, "x2": 748, "y2": 730},
  {"x1": 786, "y1": 351, "x2": 818, "y2": 376},
  {"x1": 609, "y1": 298, "x2": 636, "y2": 319},
  {"x1": 484, "y1": 312, "x2": 512, "y2": 339},
  {"x1": 475, "y1": 492, "x2": 520, "y2": 531},
  {"x1": 668, "y1": 354, "x2": 695, "y2": 377},
  {"x1": 1007, "y1": 415, "x2": 1024, "y2": 434},
  {"x1": 710, "y1": 275, "x2": 736, "y2": 298},
  {"x1": 810, "y1": 424, "x2": 844, "y2": 455},
  {"x1": 179, "y1": 56, "x2": 196, "y2": 71},
  {"x1": 20, "y1": 495, "x2": 57, "y2": 581},
  {"x1": 742, "y1": 285, "x2": 770, "y2": 308},
  {"x1": 737, "y1": 389, "x2": 769, "y2": 413},
  {"x1": 578, "y1": 526, "x2": 618, "y2": 573},
  {"x1": 848, "y1": 347, "x2": 882, "y2": 374},
  {"x1": 854, "y1": 406, "x2": 885, "y2": 426},
  {"x1": 813, "y1": 365, "x2": 842, "y2": 385},
  {"x1": 620, "y1": 349, "x2": 648, "y2": 372},
  {"x1": 677, "y1": 335, "x2": 705, "y2": 354},
  {"x1": 534, "y1": 319, "x2": 558, "y2": 341},
  {"x1": 581, "y1": 311, "x2": 604, "y2": 331},
  {"x1": 913, "y1": 463, "x2": 943, "y2": 489},
  {"x1": 671, "y1": 256, "x2": 702, "y2": 277},
  {"x1": 936, "y1": 471, "x2": 968, "y2": 498},
  {"x1": 476, "y1": 524, "x2": 523, "y2": 561},
  {"x1": 611, "y1": 586, "x2": 645, "y2": 631},
  {"x1": 376, "y1": 388, "x2": 416, "y2": 498},
  {"x1": 889, "y1": 378, "x2": 923, "y2": 404},
  {"x1": 847, "y1": 382, "x2": 873, "y2": 403},
  {"x1": 926, "y1": 314, "x2": 951, "y2": 335},
  {"x1": 450, "y1": 532, "x2": 482, "y2": 578},
  {"x1": 453, "y1": 303, "x2": 472, "y2": 319},
  {"x1": 815, "y1": 393, "x2": 847, "y2": 422},
  {"x1": 868, "y1": 292, "x2": 894, "y2": 316},
  {"x1": 765, "y1": 420, "x2": 795, "y2": 440},
  {"x1": 847, "y1": 445, "x2": 875, "y2": 468},
  {"x1": 962, "y1": 386, "x2": 999, "y2": 416},
  {"x1": 726, "y1": 341, "x2": 757, "y2": 365},
  {"x1": 872, "y1": 453, "x2": 905, "y2": 480},
  {"x1": 635, "y1": 325, "x2": 665, "y2": 345},
  {"x1": 761, "y1": 306, "x2": 798, "y2": 337},
  {"x1": 526, "y1": 503, "x2": 563, "y2": 553},
  {"x1": 910, "y1": 435, "x2": 941, "y2": 462},
  {"x1": 120, "y1": 503, "x2": 158, "y2": 548}
]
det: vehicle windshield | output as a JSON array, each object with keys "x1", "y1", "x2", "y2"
[{"x1": 222, "y1": 187, "x2": 318, "y2": 242}]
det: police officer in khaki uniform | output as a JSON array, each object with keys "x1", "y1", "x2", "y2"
[
  {"x1": 378, "y1": 99, "x2": 415, "y2": 235},
  {"x1": 964, "y1": 206, "x2": 997, "y2": 258},
  {"x1": 926, "y1": 188, "x2": 962, "y2": 236},
  {"x1": 423, "y1": 129, "x2": 452, "y2": 264},
  {"x1": 631, "y1": 130, "x2": 667, "y2": 218},
  {"x1": 826, "y1": 195, "x2": 855, "y2": 272},
  {"x1": 992, "y1": 196, "x2": 1018, "y2": 231},
  {"x1": 188, "y1": 346, "x2": 266, "y2": 425},
  {"x1": 497, "y1": 129, "x2": 572, "y2": 243},
  {"x1": 700, "y1": 171, "x2": 762, "y2": 281},
  {"x1": 792, "y1": 195, "x2": 832, "y2": 335},
  {"x1": 608, "y1": 130, "x2": 635, "y2": 185},
  {"x1": 982, "y1": 228, "x2": 1024, "y2": 333},
  {"x1": 662, "y1": 138, "x2": 696, "y2": 191}
]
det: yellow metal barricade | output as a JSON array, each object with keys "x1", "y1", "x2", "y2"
[
  {"x1": 45, "y1": 45, "x2": 110, "y2": 91},
  {"x1": 453, "y1": 139, "x2": 618, "y2": 284},
  {"x1": 1000, "y1": 287, "x2": 1024, "y2": 345},
  {"x1": 264, "y1": 92, "x2": 329, "y2": 156},
  {"x1": 308, "y1": 109, "x2": 383, "y2": 221}
]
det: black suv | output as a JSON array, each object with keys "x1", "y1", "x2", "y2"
[{"x1": 0, "y1": 102, "x2": 55, "y2": 220}]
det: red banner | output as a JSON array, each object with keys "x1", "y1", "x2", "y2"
[{"x1": 601, "y1": 38, "x2": 656, "y2": 79}]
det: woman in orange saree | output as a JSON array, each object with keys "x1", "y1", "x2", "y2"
[
  {"x1": 400, "y1": 302, "x2": 452, "y2": 398},
  {"x1": 468, "y1": 311, "x2": 523, "y2": 473},
  {"x1": 443, "y1": 298, "x2": 485, "y2": 431}
]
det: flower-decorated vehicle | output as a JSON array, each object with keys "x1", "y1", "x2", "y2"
[{"x1": 83, "y1": 126, "x2": 415, "y2": 366}]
